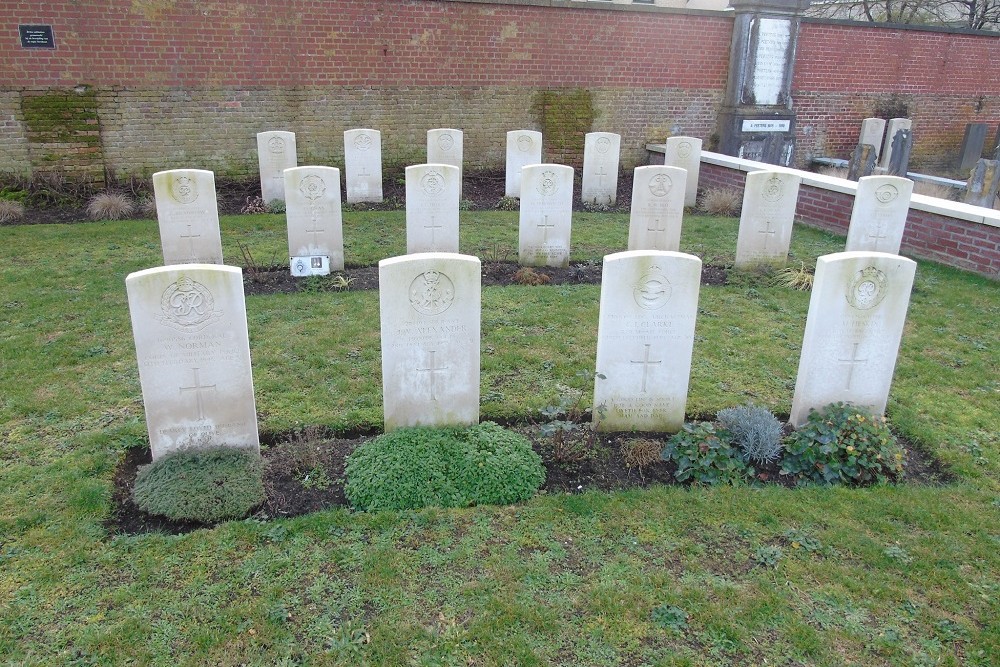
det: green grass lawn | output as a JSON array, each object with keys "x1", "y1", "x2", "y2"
[{"x1": 1, "y1": 210, "x2": 998, "y2": 666}]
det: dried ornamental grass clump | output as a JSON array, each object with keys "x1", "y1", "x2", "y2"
[
  {"x1": 87, "y1": 192, "x2": 135, "y2": 220},
  {"x1": 512, "y1": 267, "x2": 551, "y2": 286},
  {"x1": 699, "y1": 187, "x2": 742, "y2": 216},
  {"x1": 0, "y1": 199, "x2": 26, "y2": 224},
  {"x1": 912, "y1": 181, "x2": 958, "y2": 201},
  {"x1": 777, "y1": 261, "x2": 814, "y2": 290}
]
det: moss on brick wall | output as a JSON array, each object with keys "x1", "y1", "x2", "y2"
[
  {"x1": 533, "y1": 89, "x2": 596, "y2": 168},
  {"x1": 20, "y1": 90, "x2": 105, "y2": 184}
]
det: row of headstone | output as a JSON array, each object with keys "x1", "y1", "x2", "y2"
[
  {"x1": 256, "y1": 128, "x2": 703, "y2": 209},
  {"x1": 125, "y1": 246, "x2": 916, "y2": 454},
  {"x1": 730, "y1": 170, "x2": 912, "y2": 269}
]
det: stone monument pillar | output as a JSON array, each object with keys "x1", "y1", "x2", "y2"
[{"x1": 717, "y1": 0, "x2": 811, "y2": 167}]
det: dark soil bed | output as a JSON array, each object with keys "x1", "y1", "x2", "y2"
[
  {"x1": 106, "y1": 423, "x2": 953, "y2": 537},
  {"x1": 242, "y1": 261, "x2": 728, "y2": 296}
]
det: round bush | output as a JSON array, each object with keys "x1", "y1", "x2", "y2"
[
  {"x1": 344, "y1": 422, "x2": 545, "y2": 511},
  {"x1": 781, "y1": 402, "x2": 905, "y2": 485},
  {"x1": 661, "y1": 422, "x2": 752, "y2": 485},
  {"x1": 132, "y1": 446, "x2": 265, "y2": 523}
]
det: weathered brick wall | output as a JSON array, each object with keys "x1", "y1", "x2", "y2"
[
  {"x1": 794, "y1": 20, "x2": 1000, "y2": 172},
  {"x1": 2, "y1": 1, "x2": 999, "y2": 180},
  {"x1": 699, "y1": 161, "x2": 1000, "y2": 278},
  {"x1": 0, "y1": 0, "x2": 731, "y2": 178}
]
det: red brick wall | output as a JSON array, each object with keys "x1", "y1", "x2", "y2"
[
  {"x1": 0, "y1": 1, "x2": 732, "y2": 177},
  {"x1": 699, "y1": 161, "x2": 1000, "y2": 278},
  {"x1": 2, "y1": 1, "x2": 732, "y2": 89},
  {"x1": 793, "y1": 21, "x2": 1000, "y2": 171},
  {"x1": 2, "y1": 2, "x2": 1000, "y2": 179}
]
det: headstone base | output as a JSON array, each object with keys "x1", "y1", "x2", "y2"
[{"x1": 718, "y1": 109, "x2": 795, "y2": 166}]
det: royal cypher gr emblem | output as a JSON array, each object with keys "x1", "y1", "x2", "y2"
[
  {"x1": 157, "y1": 277, "x2": 223, "y2": 332},
  {"x1": 846, "y1": 266, "x2": 888, "y2": 310}
]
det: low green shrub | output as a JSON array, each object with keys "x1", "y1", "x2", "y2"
[
  {"x1": 717, "y1": 403, "x2": 784, "y2": 465},
  {"x1": 344, "y1": 422, "x2": 545, "y2": 511},
  {"x1": 661, "y1": 422, "x2": 751, "y2": 485},
  {"x1": 132, "y1": 446, "x2": 265, "y2": 522},
  {"x1": 781, "y1": 402, "x2": 905, "y2": 485}
]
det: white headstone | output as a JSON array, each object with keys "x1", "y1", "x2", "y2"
[
  {"x1": 880, "y1": 119, "x2": 912, "y2": 169},
  {"x1": 427, "y1": 129, "x2": 463, "y2": 191},
  {"x1": 581, "y1": 132, "x2": 621, "y2": 206},
  {"x1": 379, "y1": 252, "x2": 481, "y2": 431},
  {"x1": 593, "y1": 250, "x2": 702, "y2": 433},
  {"x1": 663, "y1": 136, "x2": 702, "y2": 207},
  {"x1": 859, "y1": 118, "x2": 887, "y2": 158},
  {"x1": 628, "y1": 165, "x2": 687, "y2": 252},
  {"x1": 790, "y1": 251, "x2": 917, "y2": 427},
  {"x1": 284, "y1": 166, "x2": 344, "y2": 275},
  {"x1": 256, "y1": 131, "x2": 297, "y2": 204},
  {"x1": 505, "y1": 130, "x2": 543, "y2": 198},
  {"x1": 518, "y1": 164, "x2": 574, "y2": 267},
  {"x1": 344, "y1": 129, "x2": 383, "y2": 204},
  {"x1": 152, "y1": 169, "x2": 223, "y2": 265},
  {"x1": 406, "y1": 164, "x2": 461, "y2": 254},
  {"x1": 126, "y1": 264, "x2": 259, "y2": 460},
  {"x1": 734, "y1": 169, "x2": 802, "y2": 267},
  {"x1": 845, "y1": 175, "x2": 913, "y2": 255},
  {"x1": 751, "y1": 17, "x2": 791, "y2": 106}
]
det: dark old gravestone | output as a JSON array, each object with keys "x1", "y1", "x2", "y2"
[
  {"x1": 958, "y1": 123, "x2": 989, "y2": 171},
  {"x1": 992, "y1": 124, "x2": 1000, "y2": 160},
  {"x1": 887, "y1": 129, "x2": 913, "y2": 177},
  {"x1": 848, "y1": 144, "x2": 877, "y2": 181},
  {"x1": 964, "y1": 159, "x2": 1000, "y2": 208}
]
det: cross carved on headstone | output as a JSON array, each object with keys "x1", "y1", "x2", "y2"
[
  {"x1": 630, "y1": 343, "x2": 662, "y2": 393},
  {"x1": 179, "y1": 367, "x2": 217, "y2": 420},
  {"x1": 537, "y1": 215, "x2": 555, "y2": 242},
  {"x1": 867, "y1": 223, "x2": 888, "y2": 250},
  {"x1": 757, "y1": 220, "x2": 777, "y2": 249},
  {"x1": 594, "y1": 165, "x2": 609, "y2": 187},
  {"x1": 647, "y1": 217, "x2": 667, "y2": 233},
  {"x1": 838, "y1": 342, "x2": 869, "y2": 391},
  {"x1": 417, "y1": 350, "x2": 449, "y2": 402},
  {"x1": 180, "y1": 224, "x2": 202, "y2": 260},
  {"x1": 424, "y1": 216, "x2": 443, "y2": 247},
  {"x1": 306, "y1": 214, "x2": 325, "y2": 245}
]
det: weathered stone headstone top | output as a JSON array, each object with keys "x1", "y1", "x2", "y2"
[
  {"x1": 790, "y1": 251, "x2": 916, "y2": 426},
  {"x1": 126, "y1": 264, "x2": 259, "y2": 459},
  {"x1": 379, "y1": 252, "x2": 481, "y2": 431},
  {"x1": 734, "y1": 169, "x2": 801, "y2": 267},
  {"x1": 152, "y1": 169, "x2": 223, "y2": 266},
  {"x1": 406, "y1": 164, "x2": 461, "y2": 254},
  {"x1": 505, "y1": 130, "x2": 543, "y2": 198},
  {"x1": 879, "y1": 118, "x2": 911, "y2": 169},
  {"x1": 964, "y1": 159, "x2": 1000, "y2": 209},
  {"x1": 593, "y1": 250, "x2": 702, "y2": 433},
  {"x1": 256, "y1": 131, "x2": 297, "y2": 203},
  {"x1": 427, "y1": 128, "x2": 463, "y2": 172},
  {"x1": 663, "y1": 136, "x2": 702, "y2": 207},
  {"x1": 284, "y1": 166, "x2": 344, "y2": 273},
  {"x1": 958, "y1": 123, "x2": 989, "y2": 172},
  {"x1": 859, "y1": 118, "x2": 886, "y2": 158},
  {"x1": 344, "y1": 129, "x2": 383, "y2": 204},
  {"x1": 519, "y1": 164, "x2": 574, "y2": 267},
  {"x1": 628, "y1": 165, "x2": 687, "y2": 252},
  {"x1": 845, "y1": 175, "x2": 913, "y2": 255},
  {"x1": 581, "y1": 132, "x2": 621, "y2": 206}
]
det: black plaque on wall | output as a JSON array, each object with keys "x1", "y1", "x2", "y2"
[{"x1": 19, "y1": 25, "x2": 55, "y2": 49}]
